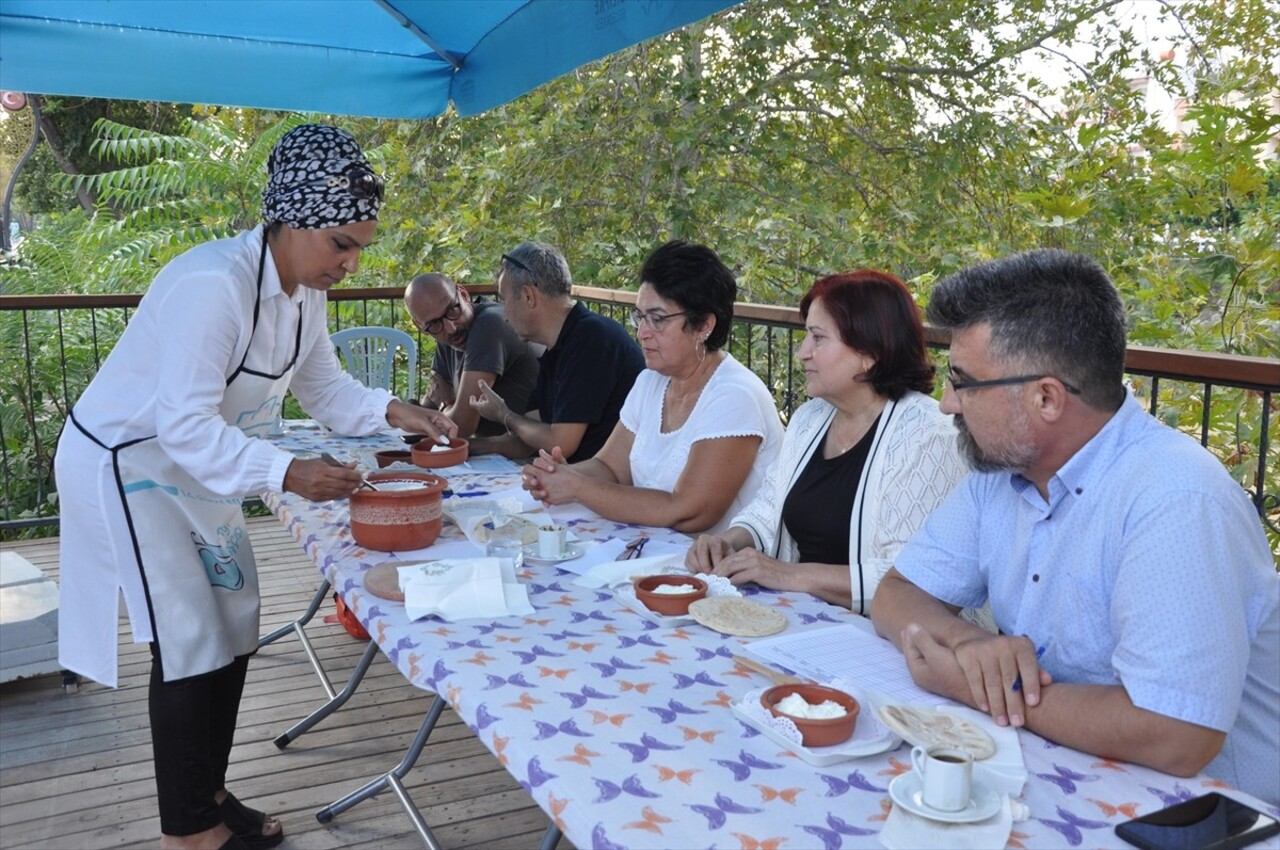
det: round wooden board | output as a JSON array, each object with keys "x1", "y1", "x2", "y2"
[{"x1": 362, "y1": 561, "x2": 432, "y2": 602}]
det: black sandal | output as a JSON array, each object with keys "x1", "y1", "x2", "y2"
[{"x1": 218, "y1": 793, "x2": 285, "y2": 850}]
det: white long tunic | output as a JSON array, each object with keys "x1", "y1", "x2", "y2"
[{"x1": 57, "y1": 228, "x2": 393, "y2": 685}]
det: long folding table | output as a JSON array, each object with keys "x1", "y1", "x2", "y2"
[{"x1": 261, "y1": 426, "x2": 1279, "y2": 849}]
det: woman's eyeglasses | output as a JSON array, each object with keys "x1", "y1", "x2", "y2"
[
  {"x1": 305, "y1": 164, "x2": 385, "y2": 202},
  {"x1": 630, "y1": 309, "x2": 690, "y2": 331},
  {"x1": 419, "y1": 297, "x2": 463, "y2": 334}
]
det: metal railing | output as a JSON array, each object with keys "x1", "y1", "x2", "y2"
[{"x1": 2, "y1": 285, "x2": 1277, "y2": 539}]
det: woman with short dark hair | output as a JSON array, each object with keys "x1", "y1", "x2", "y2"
[{"x1": 686, "y1": 270, "x2": 966, "y2": 612}]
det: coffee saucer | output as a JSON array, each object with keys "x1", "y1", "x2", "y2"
[
  {"x1": 521, "y1": 542, "x2": 584, "y2": 564},
  {"x1": 888, "y1": 772, "x2": 1002, "y2": 823}
]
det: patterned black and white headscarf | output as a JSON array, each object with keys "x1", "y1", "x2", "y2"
[{"x1": 261, "y1": 124, "x2": 382, "y2": 230}]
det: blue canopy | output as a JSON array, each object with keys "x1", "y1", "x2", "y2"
[{"x1": 0, "y1": 0, "x2": 738, "y2": 118}]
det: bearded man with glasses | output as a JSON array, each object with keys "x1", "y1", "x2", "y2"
[
  {"x1": 870, "y1": 249, "x2": 1278, "y2": 806},
  {"x1": 404, "y1": 271, "x2": 542, "y2": 438}
]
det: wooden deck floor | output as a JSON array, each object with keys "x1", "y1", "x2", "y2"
[{"x1": 0, "y1": 516, "x2": 572, "y2": 849}]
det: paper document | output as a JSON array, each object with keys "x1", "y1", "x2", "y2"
[{"x1": 747, "y1": 624, "x2": 939, "y2": 705}]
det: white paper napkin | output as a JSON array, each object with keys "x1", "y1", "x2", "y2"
[
  {"x1": 880, "y1": 796, "x2": 1018, "y2": 850},
  {"x1": 477, "y1": 485, "x2": 541, "y2": 513},
  {"x1": 552, "y1": 538, "x2": 628, "y2": 576},
  {"x1": 571, "y1": 553, "x2": 686, "y2": 588},
  {"x1": 400, "y1": 558, "x2": 534, "y2": 621}
]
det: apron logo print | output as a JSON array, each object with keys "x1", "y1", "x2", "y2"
[
  {"x1": 191, "y1": 531, "x2": 245, "y2": 590},
  {"x1": 235, "y1": 395, "x2": 283, "y2": 438}
]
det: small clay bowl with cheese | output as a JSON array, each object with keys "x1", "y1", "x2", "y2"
[
  {"x1": 410, "y1": 436, "x2": 469, "y2": 468},
  {"x1": 761, "y1": 683, "x2": 860, "y2": 747},
  {"x1": 374, "y1": 449, "x2": 413, "y2": 468},
  {"x1": 632, "y1": 575, "x2": 708, "y2": 616}
]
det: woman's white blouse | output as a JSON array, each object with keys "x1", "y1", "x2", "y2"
[{"x1": 619, "y1": 354, "x2": 784, "y2": 533}]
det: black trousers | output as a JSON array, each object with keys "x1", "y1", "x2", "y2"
[{"x1": 148, "y1": 643, "x2": 250, "y2": 836}]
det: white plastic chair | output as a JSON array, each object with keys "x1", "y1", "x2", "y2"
[{"x1": 330, "y1": 326, "x2": 418, "y2": 400}]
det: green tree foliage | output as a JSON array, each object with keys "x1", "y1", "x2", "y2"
[{"x1": 5, "y1": 96, "x2": 192, "y2": 214}]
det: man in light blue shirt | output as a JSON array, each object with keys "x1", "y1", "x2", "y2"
[{"x1": 871, "y1": 249, "x2": 1279, "y2": 805}]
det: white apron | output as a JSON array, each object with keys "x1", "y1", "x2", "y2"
[{"x1": 64, "y1": 231, "x2": 301, "y2": 682}]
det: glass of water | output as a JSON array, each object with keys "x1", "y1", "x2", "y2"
[{"x1": 484, "y1": 510, "x2": 524, "y2": 569}]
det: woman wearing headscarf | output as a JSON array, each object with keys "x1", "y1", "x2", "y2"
[{"x1": 54, "y1": 124, "x2": 454, "y2": 850}]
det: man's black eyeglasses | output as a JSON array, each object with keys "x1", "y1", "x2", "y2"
[
  {"x1": 501, "y1": 253, "x2": 532, "y2": 273},
  {"x1": 306, "y1": 164, "x2": 384, "y2": 202},
  {"x1": 945, "y1": 367, "x2": 1081, "y2": 395},
  {"x1": 419, "y1": 296, "x2": 463, "y2": 334}
]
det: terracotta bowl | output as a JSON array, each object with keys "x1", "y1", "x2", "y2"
[
  {"x1": 410, "y1": 437, "x2": 469, "y2": 468},
  {"x1": 632, "y1": 575, "x2": 708, "y2": 616},
  {"x1": 760, "y1": 683, "x2": 860, "y2": 747},
  {"x1": 348, "y1": 472, "x2": 447, "y2": 552},
  {"x1": 374, "y1": 449, "x2": 413, "y2": 468}
]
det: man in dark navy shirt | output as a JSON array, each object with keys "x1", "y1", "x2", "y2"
[{"x1": 469, "y1": 242, "x2": 643, "y2": 463}]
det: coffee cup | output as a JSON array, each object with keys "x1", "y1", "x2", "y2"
[
  {"x1": 536, "y1": 524, "x2": 568, "y2": 559},
  {"x1": 910, "y1": 745, "x2": 973, "y2": 812}
]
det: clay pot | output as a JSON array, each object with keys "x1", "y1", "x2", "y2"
[
  {"x1": 348, "y1": 471, "x2": 447, "y2": 552},
  {"x1": 374, "y1": 449, "x2": 413, "y2": 468},
  {"x1": 410, "y1": 436, "x2": 469, "y2": 468},
  {"x1": 632, "y1": 574, "x2": 708, "y2": 616},
  {"x1": 760, "y1": 683, "x2": 860, "y2": 747}
]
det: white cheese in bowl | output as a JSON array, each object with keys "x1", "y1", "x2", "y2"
[
  {"x1": 374, "y1": 480, "x2": 432, "y2": 492},
  {"x1": 651, "y1": 583, "x2": 698, "y2": 595},
  {"x1": 775, "y1": 692, "x2": 847, "y2": 719}
]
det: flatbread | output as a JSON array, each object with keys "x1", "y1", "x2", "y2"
[
  {"x1": 472, "y1": 516, "x2": 540, "y2": 546},
  {"x1": 876, "y1": 704, "x2": 997, "y2": 760},
  {"x1": 688, "y1": 597, "x2": 787, "y2": 637}
]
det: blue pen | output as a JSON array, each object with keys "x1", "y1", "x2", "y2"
[
  {"x1": 1010, "y1": 645, "x2": 1047, "y2": 693},
  {"x1": 442, "y1": 489, "x2": 490, "y2": 498}
]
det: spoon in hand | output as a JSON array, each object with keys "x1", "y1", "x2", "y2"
[{"x1": 320, "y1": 452, "x2": 379, "y2": 491}]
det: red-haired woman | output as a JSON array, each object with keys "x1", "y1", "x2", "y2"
[{"x1": 686, "y1": 271, "x2": 966, "y2": 614}]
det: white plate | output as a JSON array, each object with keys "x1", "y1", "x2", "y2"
[
  {"x1": 888, "y1": 772, "x2": 1002, "y2": 823},
  {"x1": 521, "y1": 542, "x2": 585, "y2": 564},
  {"x1": 731, "y1": 695, "x2": 900, "y2": 765},
  {"x1": 613, "y1": 585, "x2": 698, "y2": 626}
]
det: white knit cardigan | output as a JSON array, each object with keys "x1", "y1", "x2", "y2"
[{"x1": 729, "y1": 391, "x2": 967, "y2": 614}]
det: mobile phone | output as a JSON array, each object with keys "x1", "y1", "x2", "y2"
[{"x1": 1115, "y1": 792, "x2": 1280, "y2": 850}]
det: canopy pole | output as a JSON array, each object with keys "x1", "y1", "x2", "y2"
[{"x1": 373, "y1": 0, "x2": 463, "y2": 69}]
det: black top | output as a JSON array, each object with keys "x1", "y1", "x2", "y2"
[
  {"x1": 529, "y1": 302, "x2": 645, "y2": 462},
  {"x1": 780, "y1": 415, "x2": 879, "y2": 565}
]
